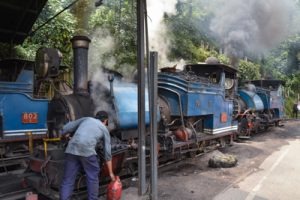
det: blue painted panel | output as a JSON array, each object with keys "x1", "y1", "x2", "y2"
[
  {"x1": 0, "y1": 93, "x2": 48, "y2": 135},
  {"x1": 185, "y1": 93, "x2": 215, "y2": 116},
  {"x1": 113, "y1": 83, "x2": 156, "y2": 129},
  {"x1": 270, "y1": 90, "x2": 285, "y2": 118},
  {"x1": 238, "y1": 90, "x2": 264, "y2": 111},
  {"x1": 16, "y1": 70, "x2": 33, "y2": 83},
  {"x1": 256, "y1": 92, "x2": 269, "y2": 110},
  {"x1": 202, "y1": 98, "x2": 235, "y2": 131},
  {"x1": 0, "y1": 69, "x2": 33, "y2": 95},
  {"x1": 158, "y1": 73, "x2": 224, "y2": 117},
  {"x1": 158, "y1": 73, "x2": 224, "y2": 94},
  {"x1": 0, "y1": 82, "x2": 33, "y2": 94}
]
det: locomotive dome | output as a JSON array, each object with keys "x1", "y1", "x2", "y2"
[
  {"x1": 205, "y1": 57, "x2": 221, "y2": 64},
  {"x1": 244, "y1": 83, "x2": 257, "y2": 92}
]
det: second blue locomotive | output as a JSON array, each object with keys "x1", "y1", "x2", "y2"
[{"x1": 237, "y1": 79, "x2": 285, "y2": 135}]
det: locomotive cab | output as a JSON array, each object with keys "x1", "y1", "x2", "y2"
[{"x1": 0, "y1": 59, "x2": 48, "y2": 156}]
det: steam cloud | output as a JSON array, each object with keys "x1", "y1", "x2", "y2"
[
  {"x1": 89, "y1": 28, "x2": 116, "y2": 76},
  {"x1": 147, "y1": 0, "x2": 186, "y2": 69},
  {"x1": 88, "y1": 28, "x2": 116, "y2": 122},
  {"x1": 210, "y1": 0, "x2": 299, "y2": 59}
]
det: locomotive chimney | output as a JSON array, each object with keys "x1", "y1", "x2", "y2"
[{"x1": 70, "y1": 35, "x2": 91, "y2": 95}]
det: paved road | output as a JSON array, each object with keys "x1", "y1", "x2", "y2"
[{"x1": 214, "y1": 139, "x2": 300, "y2": 200}]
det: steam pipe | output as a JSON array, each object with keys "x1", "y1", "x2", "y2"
[
  {"x1": 70, "y1": 35, "x2": 91, "y2": 95},
  {"x1": 108, "y1": 75, "x2": 114, "y2": 98}
]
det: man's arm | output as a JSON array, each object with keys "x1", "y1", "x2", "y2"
[
  {"x1": 61, "y1": 118, "x2": 87, "y2": 135},
  {"x1": 106, "y1": 160, "x2": 115, "y2": 181},
  {"x1": 102, "y1": 126, "x2": 115, "y2": 181}
]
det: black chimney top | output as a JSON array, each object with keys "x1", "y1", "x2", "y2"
[{"x1": 71, "y1": 35, "x2": 91, "y2": 95}]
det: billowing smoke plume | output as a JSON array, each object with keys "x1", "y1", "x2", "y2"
[
  {"x1": 147, "y1": 0, "x2": 186, "y2": 69},
  {"x1": 210, "y1": 0, "x2": 298, "y2": 59}
]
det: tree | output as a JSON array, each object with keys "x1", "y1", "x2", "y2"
[
  {"x1": 18, "y1": 0, "x2": 76, "y2": 66},
  {"x1": 89, "y1": 0, "x2": 137, "y2": 76}
]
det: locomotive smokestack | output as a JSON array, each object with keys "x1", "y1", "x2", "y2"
[{"x1": 71, "y1": 35, "x2": 91, "y2": 95}]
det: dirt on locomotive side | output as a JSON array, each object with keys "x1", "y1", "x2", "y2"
[{"x1": 120, "y1": 120, "x2": 300, "y2": 200}]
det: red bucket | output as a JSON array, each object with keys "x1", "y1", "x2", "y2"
[
  {"x1": 107, "y1": 176, "x2": 122, "y2": 200},
  {"x1": 26, "y1": 192, "x2": 38, "y2": 200}
]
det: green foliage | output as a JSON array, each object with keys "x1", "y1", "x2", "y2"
[
  {"x1": 285, "y1": 96, "x2": 296, "y2": 118},
  {"x1": 89, "y1": 0, "x2": 137, "y2": 73},
  {"x1": 261, "y1": 42, "x2": 290, "y2": 79},
  {"x1": 18, "y1": 0, "x2": 76, "y2": 65},
  {"x1": 238, "y1": 59, "x2": 261, "y2": 81},
  {"x1": 284, "y1": 72, "x2": 300, "y2": 97},
  {"x1": 167, "y1": 1, "x2": 218, "y2": 63},
  {"x1": 0, "y1": 43, "x2": 29, "y2": 59}
]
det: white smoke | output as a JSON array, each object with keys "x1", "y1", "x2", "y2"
[
  {"x1": 147, "y1": 0, "x2": 186, "y2": 69},
  {"x1": 88, "y1": 28, "x2": 116, "y2": 78},
  {"x1": 87, "y1": 28, "x2": 116, "y2": 127},
  {"x1": 210, "y1": 0, "x2": 299, "y2": 58}
]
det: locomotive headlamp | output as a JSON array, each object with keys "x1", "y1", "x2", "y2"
[{"x1": 35, "y1": 48, "x2": 62, "y2": 78}]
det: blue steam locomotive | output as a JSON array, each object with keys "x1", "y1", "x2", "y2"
[{"x1": 236, "y1": 80, "x2": 285, "y2": 136}]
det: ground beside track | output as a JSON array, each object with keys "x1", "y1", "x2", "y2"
[{"x1": 119, "y1": 120, "x2": 300, "y2": 200}]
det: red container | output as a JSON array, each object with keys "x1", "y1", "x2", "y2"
[
  {"x1": 107, "y1": 176, "x2": 122, "y2": 200},
  {"x1": 26, "y1": 192, "x2": 38, "y2": 200}
]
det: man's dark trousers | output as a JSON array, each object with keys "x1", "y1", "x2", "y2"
[{"x1": 60, "y1": 153, "x2": 100, "y2": 200}]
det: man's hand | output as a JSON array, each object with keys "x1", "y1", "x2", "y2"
[
  {"x1": 110, "y1": 173, "x2": 116, "y2": 182},
  {"x1": 60, "y1": 133, "x2": 71, "y2": 140}
]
